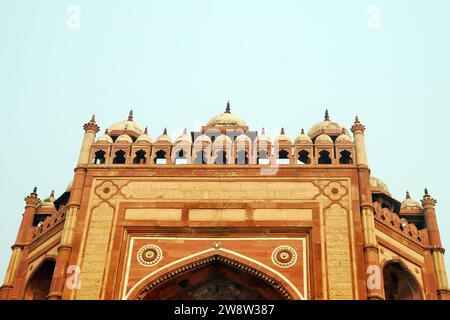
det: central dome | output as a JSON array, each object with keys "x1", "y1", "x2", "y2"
[
  {"x1": 308, "y1": 110, "x2": 349, "y2": 139},
  {"x1": 108, "y1": 110, "x2": 145, "y2": 138},
  {"x1": 206, "y1": 102, "x2": 247, "y2": 127}
]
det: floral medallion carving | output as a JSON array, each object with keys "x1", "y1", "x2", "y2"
[
  {"x1": 323, "y1": 181, "x2": 347, "y2": 201},
  {"x1": 272, "y1": 246, "x2": 297, "y2": 268},
  {"x1": 137, "y1": 244, "x2": 163, "y2": 267},
  {"x1": 95, "y1": 180, "x2": 119, "y2": 201}
]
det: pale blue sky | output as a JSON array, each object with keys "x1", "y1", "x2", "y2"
[{"x1": 1, "y1": 1, "x2": 449, "y2": 285}]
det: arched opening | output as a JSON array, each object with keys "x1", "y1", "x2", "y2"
[
  {"x1": 24, "y1": 259, "x2": 56, "y2": 300},
  {"x1": 339, "y1": 150, "x2": 353, "y2": 164},
  {"x1": 236, "y1": 150, "x2": 249, "y2": 164},
  {"x1": 133, "y1": 149, "x2": 147, "y2": 164},
  {"x1": 277, "y1": 150, "x2": 290, "y2": 165},
  {"x1": 297, "y1": 150, "x2": 311, "y2": 165},
  {"x1": 154, "y1": 150, "x2": 167, "y2": 164},
  {"x1": 257, "y1": 150, "x2": 269, "y2": 165},
  {"x1": 137, "y1": 256, "x2": 292, "y2": 300},
  {"x1": 214, "y1": 150, "x2": 227, "y2": 165},
  {"x1": 318, "y1": 150, "x2": 332, "y2": 165},
  {"x1": 175, "y1": 149, "x2": 188, "y2": 165},
  {"x1": 383, "y1": 262, "x2": 422, "y2": 300},
  {"x1": 194, "y1": 150, "x2": 207, "y2": 164},
  {"x1": 93, "y1": 150, "x2": 106, "y2": 164},
  {"x1": 113, "y1": 150, "x2": 127, "y2": 164}
]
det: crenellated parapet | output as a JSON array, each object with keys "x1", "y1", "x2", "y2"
[
  {"x1": 30, "y1": 205, "x2": 67, "y2": 242},
  {"x1": 373, "y1": 200, "x2": 428, "y2": 245}
]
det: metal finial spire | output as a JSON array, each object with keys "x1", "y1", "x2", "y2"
[
  {"x1": 281, "y1": 127, "x2": 285, "y2": 135},
  {"x1": 128, "y1": 110, "x2": 134, "y2": 121},
  {"x1": 163, "y1": 128, "x2": 168, "y2": 135},
  {"x1": 355, "y1": 116, "x2": 360, "y2": 124},
  {"x1": 261, "y1": 128, "x2": 266, "y2": 135},
  {"x1": 183, "y1": 128, "x2": 188, "y2": 135},
  {"x1": 91, "y1": 114, "x2": 96, "y2": 123},
  {"x1": 324, "y1": 109, "x2": 330, "y2": 121},
  {"x1": 33, "y1": 186, "x2": 38, "y2": 194},
  {"x1": 144, "y1": 126, "x2": 148, "y2": 135},
  {"x1": 301, "y1": 128, "x2": 305, "y2": 135},
  {"x1": 406, "y1": 191, "x2": 411, "y2": 199},
  {"x1": 424, "y1": 188, "x2": 429, "y2": 196},
  {"x1": 225, "y1": 101, "x2": 231, "y2": 113}
]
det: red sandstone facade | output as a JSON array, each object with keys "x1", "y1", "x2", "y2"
[{"x1": 1, "y1": 106, "x2": 449, "y2": 300}]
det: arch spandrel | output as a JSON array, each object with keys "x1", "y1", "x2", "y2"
[{"x1": 125, "y1": 247, "x2": 305, "y2": 301}]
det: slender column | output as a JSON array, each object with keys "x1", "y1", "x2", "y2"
[
  {"x1": 352, "y1": 116, "x2": 384, "y2": 300},
  {"x1": 422, "y1": 189, "x2": 449, "y2": 299},
  {"x1": 47, "y1": 116, "x2": 99, "y2": 300},
  {"x1": 0, "y1": 188, "x2": 39, "y2": 299}
]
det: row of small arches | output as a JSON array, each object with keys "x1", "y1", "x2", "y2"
[{"x1": 93, "y1": 148, "x2": 353, "y2": 165}]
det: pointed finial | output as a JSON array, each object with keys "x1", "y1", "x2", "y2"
[
  {"x1": 261, "y1": 128, "x2": 266, "y2": 135},
  {"x1": 183, "y1": 128, "x2": 188, "y2": 135},
  {"x1": 225, "y1": 101, "x2": 231, "y2": 113},
  {"x1": 406, "y1": 191, "x2": 411, "y2": 199},
  {"x1": 424, "y1": 188, "x2": 429, "y2": 196},
  {"x1": 128, "y1": 110, "x2": 134, "y2": 121},
  {"x1": 163, "y1": 128, "x2": 168, "y2": 135},
  {"x1": 324, "y1": 109, "x2": 330, "y2": 121},
  {"x1": 50, "y1": 190, "x2": 55, "y2": 201},
  {"x1": 25, "y1": 186, "x2": 39, "y2": 204},
  {"x1": 351, "y1": 115, "x2": 365, "y2": 134},
  {"x1": 301, "y1": 128, "x2": 305, "y2": 135},
  {"x1": 281, "y1": 127, "x2": 285, "y2": 135},
  {"x1": 83, "y1": 114, "x2": 100, "y2": 133},
  {"x1": 144, "y1": 126, "x2": 148, "y2": 135},
  {"x1": 105, "y1": 128, "x2": 109, "y2": 135}
]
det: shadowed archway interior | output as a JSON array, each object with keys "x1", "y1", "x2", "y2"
[
  {"x1": 383, "y1": 262, "x2": 422, "y2": 300},
  {"x1": 24, "y1": 259, "x2": 55, "y2": 300},
  {"x1": 138, "y1": 255, "x2": 292, "y2": 300}
]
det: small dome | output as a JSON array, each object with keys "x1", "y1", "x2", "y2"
[
  {"x1": 235, "y1": 134, "x2": 252, "y2": 145},
  {"x1": 206, "y1": 102, "x2": 247, "y2": 127},
  {"x1": 96, "y1": 129, "x2": 113, "y2": 144},
  {"x1": 214, "y1": 134, "x2": 232, "y2": 145},
  {"x1": 401, "y1": 192, "x2": 423, "y2": 211},
  {"x1": 194, "y1": 134, "x2": 212, "y2": 144},
  {"x1": 336, "y1": 132, "x2": 353, "y2": 143},
  {"x1": 308, "y1": 110, "x2": 349, "y2": 139},
  {"x1": 174, "y1": 129, "x2": 192, "y2": 144},
  {"x1": 315, "y1": 134, "x2": 333, "y2": 144},
  {"x1": 136, "y1": 134, "x2": 152, "y2": 144},
  {"x1": 294, "y1": 129, "x2": 312, "y2": 144},
  {"x1": 255, "y1": 128, "x2": 272, "y2": 143},
  {"x1": 39, "y1": 191, "x2": 55, "y2": 208},
  {"x1": 155, "y1": 129, "x2": 172, "y2": 144},
  {"x1": 275, "y1": 128, "x2": 292, "y2": 144},
  {"x1": 370, "y1": 176, "x2": 391, "y2": 196},
  {"x1": 108, "y1": 111, "x2": 145, "y2": 137},
  {"x1": 116, "y1": 134, "x2": 133, "y2": 144}
]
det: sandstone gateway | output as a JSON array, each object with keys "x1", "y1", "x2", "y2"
[{"x1": 1, "y1": 105, "x2": 449, "y2": 300}]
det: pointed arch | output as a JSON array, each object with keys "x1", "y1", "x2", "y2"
[
  {"x1": 24, "y1": 258, "x2": 56, "y2": 300},
  {"x1": 125, "y1": 248, "x2": 303, "y2": 300},
  {"x1": 383, "y1": 260, "x2": 423, "y2": 300}
]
